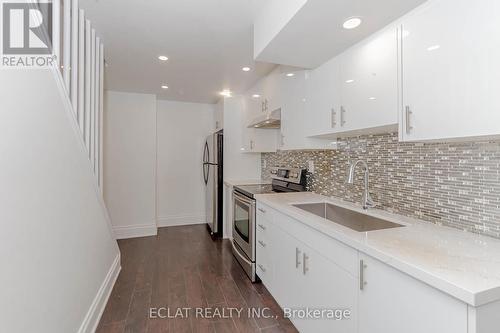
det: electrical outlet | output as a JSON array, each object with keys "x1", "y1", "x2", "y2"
[{"x1": 308, "y1": 160, "x2": 315, "y2": 174}]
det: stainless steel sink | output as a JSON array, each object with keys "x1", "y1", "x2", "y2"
[{"x1": 293, "y1": 202, "x2": 404, "y2": 232}]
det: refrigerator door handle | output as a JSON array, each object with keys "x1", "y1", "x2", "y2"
[
  {"x1": 203, "y1": 141, "x2": 210, "y2": 164},
  {"x1": 203, "y1": 163, "x2": 209, "y2": 185}
]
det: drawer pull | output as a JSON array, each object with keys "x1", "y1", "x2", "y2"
[
  {"x1": 303, "y1": 253, "x2": 309, "y2": 275},
  {"x1": 295, "y1": 247, "x2": 301, "y2": 268},
  {"x1": 258, "y1": 224, "x2": 266, "y2": 230},
  {"x1": 258, "y1": 264, "x2": 266, "y2": 272},
  {"x1": 258, "y1": 208, "x2": 266, "y2": 213},
  {"x1": 258, "y1": 240, "x2": 266, "y2": 248},
  {"x1": 360, "y1": 260, "x2": 368, "y2": 290}
]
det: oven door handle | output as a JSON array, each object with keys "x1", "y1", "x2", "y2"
[
  {"x1": 233, "y1": 191, "x2": 255, "y2": 206},
  {"x1": 232, "y1": 241, "x2": 253, "y2": 266}
]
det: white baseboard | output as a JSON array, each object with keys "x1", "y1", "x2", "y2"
[
  {"x1": 157, "y1": 214, "x2": 206, "y2": 227},
  {"x1": 78, "y1": 253, "x2": 121, "y2": 333},
  {"x1": 113, "y1": 223, "x2": 157, "y2": 239}
]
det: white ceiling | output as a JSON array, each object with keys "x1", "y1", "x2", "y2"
[
  {"x1": 80, "y1": 0, "x2": 426, "y2": 104},
  {"x1": 80, "y1": 0, "x2": 275, "y2": 104},
  {"x1": 255, "y1": 0, "x2": 428, "y2": 68}
]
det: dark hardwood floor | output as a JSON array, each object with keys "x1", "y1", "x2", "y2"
[{"x1": 97, "y1": 225, "x2": 298, "y2": 333}]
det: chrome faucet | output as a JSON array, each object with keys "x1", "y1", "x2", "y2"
[{"x1": 346, "y1": 160, "x2": 375, "y2": 210}]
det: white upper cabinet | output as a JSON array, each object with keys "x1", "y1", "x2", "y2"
[
  {"x1": 339, "y1": 26, "x2": 399, "y2": 134},
  {"x1": 280, "y1": 71, "x2": 307, "y2": 150},
  {"x1": 306, "y1": 26, "x2": 399, "y2": 138},
  {"x1": 262, "y1": 69, "x2": 282, "y2": 114},
  {"x1": 305, "y1": 57, "x2": 341, "y2": 136},
  {"x1": 400, "y1": 0, "x2": 500, "y2": 141},
  {"x1": 241, "y1": 86, "x2": 278, "y2": 153},
  {"x1": 279, "y1": 70, "x2": 334, "y2": 150},
  {"x1": 244, "y1": 78, "x2": 266, "y2": 121}
]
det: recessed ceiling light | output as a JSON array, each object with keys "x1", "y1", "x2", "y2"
[
  {"x1": 286, "y1": 73, "x2": 295, "y2": 77},
  {"x1": 220, "y1": 89, "x2": 232, "y2": 97},
  {"x1": 369, "y1": 97, "x2": 376, "y2": 100},
  {"x1": 345, "y1": 79, "x2": 355, "y2": 83},
  {"x1": 158, "y1": 55, "x2": 168, "y2": 61},
  {"x1": 427, "y1": 45, "x2": 441, "y2": 51},
  {"x1": 252, "y1": 94, "x2": 261, "y2": 98},
  {"x1": 161, "y1": 85, "x2": 168, "y2": 89},
  {"x1": 242, "y1": 67, "x2": 251, "y2": 72},
  {"x1": 343, "y1": 17, "x2": 362, "y2": 30}
]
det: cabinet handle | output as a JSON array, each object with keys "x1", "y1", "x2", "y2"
[
  {"x1": 258, "y1": 240, "x2": 266, "y2": 248},
  {"x1": 258, "y1": 208, "x2": 266, "y2": 213},
  {"x1": 331, "y1": 108, "x2": 337, "y2": 128},
  {"x1": 265, "y1": 99, "x2": 269, "y2": 112},
  {"x1": 405, "y1": 105, "x2": 413, "y2": 134},
  {"x1": 303, "y1": 253, "x2": 309, "y2": 275},
  {"x1": 360, "y1": 260, "x2": 367, "y2": 290},
  {"x1": 258, "y1": 264, "x2": 266, "y2": 272},
  {"x1": 341, "y1": 106, "x2": 346, "y2": 126},
  {"x1": 280, "y1": 133, "x2": 285, "y2": 146},
  {"x1": 295, "y1": 247, "x2": 301, "y2": 268},
  {"x1": 250, "y1": 140, "x2": 254, "y2": 150},
  {"x1": 258, "y1": 224, "x2": 266, "y2": 230}
]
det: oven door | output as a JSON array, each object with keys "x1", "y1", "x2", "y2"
[{"x1": 232, "y1": 191, "x2": 255, "y2": 262}]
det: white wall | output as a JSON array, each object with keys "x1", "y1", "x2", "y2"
[
  {"x1": 0, "y1": 69, "x2": 120, "y2": 333},
  {"x1": 156, "y1": 100, "x2": 215, "y2": 227},
  {"x1": 104, "y1": 91, "x2": 157, "y2": 239}
]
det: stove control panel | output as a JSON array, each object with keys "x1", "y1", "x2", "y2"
[{"x1": 270, "y1": 167, "x2": 305, "y2": 185}]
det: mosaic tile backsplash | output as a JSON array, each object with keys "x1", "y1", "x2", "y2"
[{"x1": 261, "y1": 132, "x2": 500, "y2": 239}]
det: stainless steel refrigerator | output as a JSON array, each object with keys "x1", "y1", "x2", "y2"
[{"x1": 203, "y1": 130, "x2": 223, "y2": 236}]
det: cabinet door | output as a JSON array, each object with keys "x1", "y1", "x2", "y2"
[
  {"x1": 271, "y1": 224, "x2": 302, "y2": 309},
  {"x1": 241, "y1": 92, "x2": 278, "y2": 153},
  {"x1": 340, "y1": 26, "x2": 398, "y2": 132},
  {"x1": 401, "y1": 0, "x2": 500, "y2": 141},
  {"x1": 280, "y1": 71, "x2": 307, "y2": 150},
  {"x1": 263, "y1": 69, "x2": 282, "y2": 113},
  {"x1": 280, "y1": 71, "x2": 334, "y2": 150},
  {"x1": 306, "y1": 56, "x2": 342, "y2": 136},
  {"x1": 292, "y1": 242, "x2": 357, "y2": 333},
  {"x1": 358, "y1": 254, "x2": 467, "y2": 333},
  {"x1": 246, "y1": 80, "x2": 266, "y2": 120}
]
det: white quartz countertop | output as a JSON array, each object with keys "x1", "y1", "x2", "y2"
[
  {"x1": 224, "y1": 179, "x2": 271, "y2": 187},
  {"x1": 255, "y1": 192, "x2": 500, "y2": 307}
]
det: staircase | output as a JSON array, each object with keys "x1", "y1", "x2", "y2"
[{"x1": 51, "y1": 0, "x2": 105, "y2": 190}]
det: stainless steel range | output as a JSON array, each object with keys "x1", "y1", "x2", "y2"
[{"x1": 231, "y1": 167, "x2": 307, "y2": 282}]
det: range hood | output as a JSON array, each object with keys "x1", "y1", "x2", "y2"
[{"x1": 247, "y1": 108, "x2": 281, "y2": 129}]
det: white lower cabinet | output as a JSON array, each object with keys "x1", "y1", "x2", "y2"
[
  {"x1": 256, "y1": 203, "x2": 473, "y2": 333},
  {"x1": 257, "y1": 204, "x2": 358, "y2": 333},
  {"x1": 358, "y1": 253, "x2": 468, "y2": 333}
]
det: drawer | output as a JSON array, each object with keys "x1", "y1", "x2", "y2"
[
  {"x1": 256, "y1": 236, "x2": 272, "y2": 284},
  {"x1": 256, "y1": 202, "x2": 274, "y2": 223},
  {"x1": 256, "y1": 228, "x2": 271, "y2": 275},
  {"x1": 256, "y1": 259, "x2": 271, "y2": 283}
]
